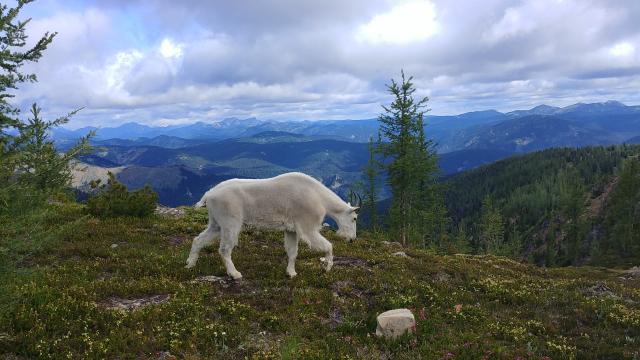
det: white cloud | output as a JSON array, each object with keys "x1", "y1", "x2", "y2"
[
  {"x1": 105, "y1": 50, "x2": 144, "y2": 90},
  {"x1": 610, "y1": 42, "x2": 635, "y2": 57},
  {"x1": 356, "y1": 0, "x2": 439, "y2": 44},
  {"x1": 159, "y1": 38, "x2": 184, "y2": 59}
]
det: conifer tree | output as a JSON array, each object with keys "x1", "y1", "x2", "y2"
[
  {"x1": 1, "y1": 0, "x2": 56, "y2": 170},
  {"x1": 15, "y1": 104, "x2": 92, "y2": 190},
  {"x1": 0, "y1": 0, "x2": 91, "y2": 212},
  {"x1": 376, "y1": 71, "x2": 443, "y2": 246}
]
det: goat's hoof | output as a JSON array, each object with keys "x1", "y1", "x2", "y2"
[
  {"x1": 229, "y1": 271, "x2": 243, "y2": 280},
  {"x1": 287, "y1": 271, "x2": 297, "y2": 278},
  {"x1": 324, "y1": 263, "x2": 333, "y2": 272},
  {"x1": 185, "y1": 260, "x2": 196, "y2": 269}
]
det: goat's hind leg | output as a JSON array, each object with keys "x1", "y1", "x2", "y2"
[
  {"x1": 284, "y1": 231, "x2": 299, "y2": 278},
  {"x1": 219, "y1": 226, "x2": 242, "y2": 280},
  {"x1": 186, "y1": 223, "x2": 219, "y2": 268}
]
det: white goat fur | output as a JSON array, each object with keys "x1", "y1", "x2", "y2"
[{"x1": 186, "y1": 172, "x2": 358, "y2": 279}]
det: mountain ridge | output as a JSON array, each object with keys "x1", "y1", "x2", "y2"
[{"x1": 54, "y1": 101, "x2": 640, "y2": 144}]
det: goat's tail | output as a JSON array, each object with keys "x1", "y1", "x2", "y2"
[{"x1": 194, "y1": 194, "x2": 207, "y2": 208}]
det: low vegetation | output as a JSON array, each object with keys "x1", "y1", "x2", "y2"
[
  {"x1": 1, "y1": 201, "x2": 639, "y2": 359},
  {"x1": 87, "y1": 172, "x2": 158, "y2": 218}
]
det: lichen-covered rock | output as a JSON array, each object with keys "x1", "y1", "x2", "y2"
[
  {"x1": 155, "y1": 205, "x2": 185, "y2": 218},
  {"x1": 99, "y1": 294, "x2": 171, "y2": 311},
  {"x1": 625, "y1": 266, "x2": 640, "y2": 278},
  {"x1": 375, "y1": 308, "x2": 416, "y2": 339}
]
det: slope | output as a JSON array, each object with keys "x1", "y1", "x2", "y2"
[
  {"x1": 446, "y1": 145, "x2": 640, "y2": 266},
  {"x1": 1, "y1": 202, "x2": 639, "y2": 359}
]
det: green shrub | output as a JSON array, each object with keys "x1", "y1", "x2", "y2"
[{"x1": 87, "y1": 172, "x2": 158, "y2": 217}]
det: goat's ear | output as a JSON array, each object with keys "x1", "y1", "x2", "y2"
[{"x1": 351, "y1": 206, "x2": 360, "y2": 213}]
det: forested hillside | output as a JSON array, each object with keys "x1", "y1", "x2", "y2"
[{"x1": 446, "y1": 145, "x2": 640, "y2": 267}]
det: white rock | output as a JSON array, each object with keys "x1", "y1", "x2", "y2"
[
  {"x1": 382, "y1": 241, "x2": 402, "y2": 246},
  {"x1": 110, "y1": 243, "x2": 118, "y2": 249},
  {"x1": 393, "y1": 251, "x2": 409, "y2": 258},
  {"x1": 375, "y1": 308, "x2": 416, "y2": 339}
]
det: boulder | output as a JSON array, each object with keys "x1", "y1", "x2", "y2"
[{"x1": 375, "y1": 308, "x2": 416, "y2": 339}]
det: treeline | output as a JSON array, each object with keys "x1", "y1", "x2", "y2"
[{"x1": 445, "y1": 145, "x2": 640, "y2": 266}]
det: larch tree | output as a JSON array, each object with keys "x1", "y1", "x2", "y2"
[{"x1": 376, "y1": 71, "x2": 444, "y2": 247}]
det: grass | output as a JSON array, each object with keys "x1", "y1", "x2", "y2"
[{"x1": 1, "y1": 201, "x2": 639, "y2": 359}]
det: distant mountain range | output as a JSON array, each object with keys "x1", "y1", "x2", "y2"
[
  {"x1": 56, "y1": 100, "x2": 640, "y2": 151},
  {"x1": 65, "y1": 101, "x2": 640, "y2": 205}
]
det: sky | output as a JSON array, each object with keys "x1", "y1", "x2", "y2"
[{"x1": 10, "y1": 0, "x2": 640, "y2": 128}]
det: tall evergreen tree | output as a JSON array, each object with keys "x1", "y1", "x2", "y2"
[
  {"x1": 1, "y1": 0, "x2": 56, "y2": 171},
  {"x1": 0, "y1": 1, "x2": 91, "y2": 212},
  {"x1": 376, "y1": 71, "x2": 443, "y2": 246}
]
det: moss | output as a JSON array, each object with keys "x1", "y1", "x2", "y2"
[{"x1": 1, "y1": 202, "x2": 639, "y2": 359}]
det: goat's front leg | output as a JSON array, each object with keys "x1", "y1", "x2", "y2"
[
  {"x1": 284, "y1": 231, "x2": 299, "y2": 278},
  {"x1": 309, "y1": 231, "x2": 333, "y2": 272}
]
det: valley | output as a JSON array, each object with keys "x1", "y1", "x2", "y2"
[{"x1": 66, "y1": 101, "x2": 640, "y2": 207}]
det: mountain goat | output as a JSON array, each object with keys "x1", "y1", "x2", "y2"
[{"x1": 186, "y1": 172, "x2": 359, "y2": 279}]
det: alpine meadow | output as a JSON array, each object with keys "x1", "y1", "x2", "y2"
[{"x1": 2, "y1": 1, "x2": 640, "y2": 359}]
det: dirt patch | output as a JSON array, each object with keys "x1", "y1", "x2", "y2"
[
  {"x1": 331, "y1": 280, "x2": 375, "y2": 308},
  {"x1": 16, "y1": 256, "x2": 36, "y2": 269},
  {"x1": 331, "y1": 256, "x2": 369, "y2": 268},
  {"x1": 167, "y1": 235, "x2": 188, "y2": 246},
  {"x1": 99, "y1": 294, "x2": 171, "y2": 311},
  {"x1": 191, "y1": 275, "x2": 249, "y2": 293}
]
